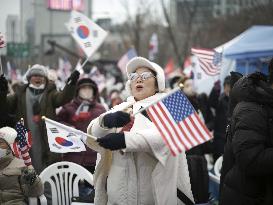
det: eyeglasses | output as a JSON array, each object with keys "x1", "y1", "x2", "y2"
[{"x1": 128, "y1": 71, "x2": 155, "y2": 81}]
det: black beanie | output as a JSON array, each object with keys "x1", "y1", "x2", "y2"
[{"x1": 76, "y1": 78, "x2": 98, "y2": 96}]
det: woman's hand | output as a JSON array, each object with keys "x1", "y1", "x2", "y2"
[{"x1": 103, "y1": 111, "x2": 131, "y2": 128}]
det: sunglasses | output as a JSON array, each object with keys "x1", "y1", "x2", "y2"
[{"x1": 128, "y1": 71, "x2": 155, "y2": 81}]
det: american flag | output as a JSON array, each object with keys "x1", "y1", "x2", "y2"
[
  {"x1": 117, "y1": 48, "x2": 137, "y2": 74},
  {"x1": 191, "y1": 48, "x2": 221, "y2": 76},
  {"x1": 12, "y1": 121, "x2": 32, "y2": 166},
  {"x1": 147, "y1": 90, "x2": 212, "y2": 156}
]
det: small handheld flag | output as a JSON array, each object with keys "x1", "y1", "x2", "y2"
[
  {"x1": 146, "y1": 89, "x2": 212, "y2": 156},
  {"x1": 13, "y1": 121, "x2": 32, "y2": 166},
  {"x1": 43, "y1": 116, "x2": 96, "y2": 153}
]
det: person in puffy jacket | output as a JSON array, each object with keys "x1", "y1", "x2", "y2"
[
  {"x1": 0, "y1": 65, "x2": 79, "y2": 173},
  {"x1": 57, "y1": 78, "x2": 106, "y2": 173},
  {"x1": 0, "y1": 126, "x2": 44, "y2": 205},
  {"x1": 220, "y1": 58, "x2": 273, "y2": 205}
]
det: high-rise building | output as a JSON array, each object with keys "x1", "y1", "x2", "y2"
[
  {"x1": 213, "y1": 0, "x2": 273, "y2": 18},
  {"x1": 170, "y1": 0, "x2": 273, "y2": 26},
  {"x1": 170, "y1": 0, "x2": 214, "y2": 28},
  {"x1": 6, "y1": 15, "x2": 20, "y2": 43},
  {"x1": 19, "y1": 0, "x2": 92, "y2": 60}
]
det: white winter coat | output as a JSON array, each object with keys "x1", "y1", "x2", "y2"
[{"x1": 87, "y1": 93, "x2": 194, "y2": 205}]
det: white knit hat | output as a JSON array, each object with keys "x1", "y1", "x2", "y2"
[
  {"x1": 0, "y1": 127, "x2": 17, "y2": 144},
  {"x1": 125, "y1": 57, "x2": 165, "y2": 95}
]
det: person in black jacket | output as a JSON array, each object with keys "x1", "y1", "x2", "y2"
[
  {"x1": 213, "y1": 76, "x2": 230, "y2": 161},
  {"x1": 220, "y1": 58, "x2": 273, "y2": 205}
]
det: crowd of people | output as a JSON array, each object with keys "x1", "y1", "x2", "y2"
[{"x1": 0, "y1": 52, "x2": 273, "y2": 205}]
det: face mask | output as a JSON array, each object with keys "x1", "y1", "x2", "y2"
[
  {"x1": 29, "y1": 83, "x2": 45, "y2": 90},
  {"x1": 79, "y1": 88, "x2": 94, "y2": 100},
  {"x1": 0, "y1": 148, "x2": 7, "y2": 159}
]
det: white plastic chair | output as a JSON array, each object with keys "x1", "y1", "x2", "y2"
[
  {"x1": 214, "y1": 156, "x2": 223, "y2": 178},
  {"x1": 29, "y1": 161, "x2": 93, "y2": 205}
]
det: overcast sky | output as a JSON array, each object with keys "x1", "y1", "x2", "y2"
[
  {"x1": 0, "y1": 0, "x2": 161, "y2": 34},
  {"x1": 0, "y1": 0, "x2": 122, "y2": 34},
  {"x1": 0, "y1": 0, "x2": 20, "y2": 35}
]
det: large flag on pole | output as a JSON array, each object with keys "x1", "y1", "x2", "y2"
[
  {"x1": 117, "y1": 48, "x2": 137, "y2": 74},
  {"x1": 146, "y1": 88, "x2": 212, "y2": 156},
  {"x1": 191, "y1": 48, "x2": 221, "y2": 76},
  {"x1": 44, "y1": 117, "x2": 90, "y2": 153},
  {"x1": 191, "y1": 48, "x2": 222, "y2": 95},
  {"x1": 65, "y1": 10, "x2": 108, "y2": 58}
]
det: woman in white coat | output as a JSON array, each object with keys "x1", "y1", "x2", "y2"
[{"x1": 86, "y1": 57, "x2": 194, "y2": 205}]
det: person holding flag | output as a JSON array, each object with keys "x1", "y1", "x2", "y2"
[
  {"x1": 0, "y1": 126, "x2": 43, "y2": 204},
  {"x1": 0, "y1": 64, "x2": 80, "y2": 173},
  {"x1": 86, "y1": 57, "x2": 194, "y2": 205}
]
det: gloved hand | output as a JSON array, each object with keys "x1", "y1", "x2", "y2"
[
  {"x1": 21, "y1": 167, "x2": 38, "y2": 185},
  {"x1": 96, "y1": 132, "x2": 126, "y2": 150},
  {"x1": 103, "y1": 111, "x2": 131, "y2": 128},
  {"x1": 0, "y1": 74, "x2": 8, "y2": 95},
  {"x1": 67, "y1": 70, "x2": 80, "y2": 85}
]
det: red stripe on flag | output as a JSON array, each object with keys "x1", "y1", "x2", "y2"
[
  {"x1": 12, "y1": 143, "x2": 20, "y2": 158},
  {"x1": 157, "y1": 103, "x2": 190, "y2": 150},
  {"x1": 183, "y1": 118, "x2": 202, "y2": 144},
  {"x1": 27, "y1": 131, "x2": 32, "y2": 147},
  {"x1": 193, "y1": 113, "x2": 212, "y2": 140},
  {"x1": 23, "y1": 156, "x2": 30, "y2": 161},
  {"x1": 151, "y1": 105, "x2": 182, "y2": 153},
  {"x1": 191, "y1": 47, "x2": 220, "y2": 76},
  {"x1": 188, "y1": 115, "x2": 207, "y2": 143},
  {"x1": 199, "y1": 60, "x2": 219, "y2": 76},
  {"x1": 177, "y1": 122, "x2": 197, "y2": 148},
  {"x1": 21, "y1": 146, "x2": 28, "y2": 152},
  {"x1": 147, "y1": 109, "x2": 176, "y2": 156}
]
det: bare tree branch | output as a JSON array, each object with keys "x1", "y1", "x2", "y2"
[{"x1": 160, "y1": 0, "x2": 182, "y2": 67}]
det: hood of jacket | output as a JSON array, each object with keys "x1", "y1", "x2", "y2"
[{"x1": 229, "y1": 72, "x2": 273, "y2": 114}]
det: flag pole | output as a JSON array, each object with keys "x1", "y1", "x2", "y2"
[
  {"x1": 80, "y1": 57, "x2": 89, "y2": 68},
  {"x1": 133, "y1": 82, "x2": 184, "y2": 116}
]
